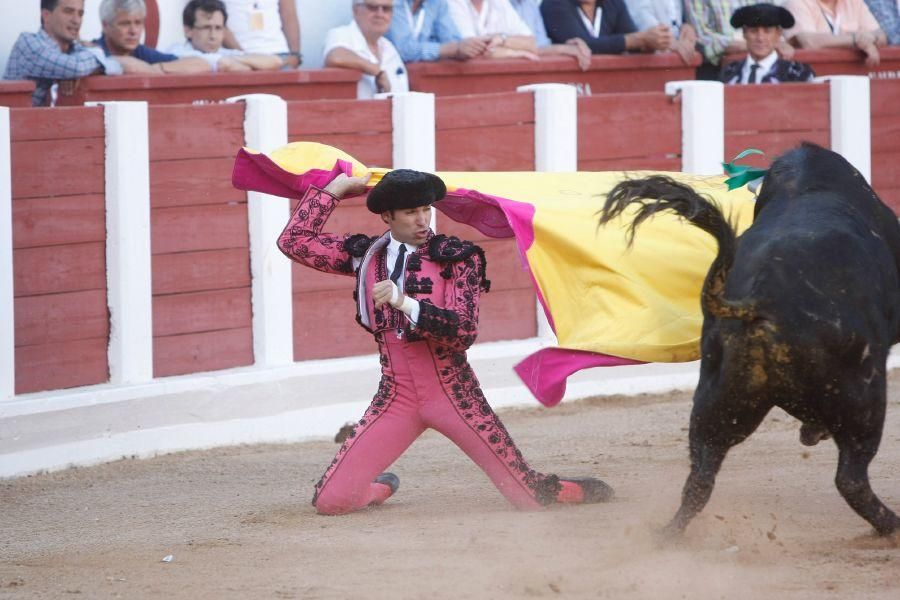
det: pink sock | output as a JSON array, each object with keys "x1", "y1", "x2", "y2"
[
  {"x1": 367, "y1": 482, "x2": 394, "y2": 506},
  {"x1": 555, "y1": 480, "x2": 585, "y2": 504}
]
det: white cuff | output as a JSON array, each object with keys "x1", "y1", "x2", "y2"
[
  {"x1": 388, "y1": 282, "x2": 401, "y2": 307},
  {"x1": 388, "y1": 282, "x2": 419, "y2": 325}
]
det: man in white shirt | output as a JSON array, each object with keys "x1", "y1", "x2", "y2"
[
  {"x1": 221, "y1": 0, "x2": 302, "y2": 67},
  {"x1": 325, "y1": 0, "x2": 410, "y2": 99},
  {"x1": 169, "y1": 0, "x2": 283, "y2": 71},
  {"x1": 447, "y1": 0, "x2": 539, "y2": 59}
]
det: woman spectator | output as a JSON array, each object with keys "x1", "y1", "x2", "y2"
[{"x1": 540, "y1": 0, "x2": 673, "y2": 54}]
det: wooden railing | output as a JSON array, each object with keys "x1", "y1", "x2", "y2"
[
  {"x1": 408, "y1": 52, "x2": 700, "y2": 96},
  {"x1": 53, "y1": 68, "x2": 361, "y2": 106},
  {"x1": 0, "y1": 81, "x2": 35, "y2": 108}
]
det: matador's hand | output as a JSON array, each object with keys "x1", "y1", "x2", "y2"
[
  {"x1": 372, "y1": 279, "x2": 403, "y2": 309},
  {"x1": 324, "y1": 172, "x2": 372, "y2": 199}
]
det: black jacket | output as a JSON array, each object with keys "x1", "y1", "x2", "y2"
[
  {"x1": 720, "y1": 57, "x2": 816, "y2": 84},
  {"x1": 540, "y1": 0, "x2": 638, "y2": 54}
]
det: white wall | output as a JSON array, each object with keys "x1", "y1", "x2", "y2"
[{"x1": 0, "y1": 0, "x2": 349, "y2": 77}]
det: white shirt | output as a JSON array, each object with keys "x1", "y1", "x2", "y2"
[
  {"x1": 221, "y1": 0, "x2": 289, "y2": 54},
  {"x1": 741, "y1": 50, "x2": 779, "y2": 84},
  {"x1": 166, "y1": 40, "x2": 244, "y2": 71},
  {"x1": 446, "y1": 0, "x2": 533, "y2": 37},
  {"x1": 323, "y1": 20, "x2": 409, "y2": 100}
]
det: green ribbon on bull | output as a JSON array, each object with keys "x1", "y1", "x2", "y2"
[{"x1": 722, "y1": 148, "x2": 768, "y2": 191}]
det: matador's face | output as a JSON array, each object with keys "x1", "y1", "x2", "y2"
[{"x1": 382, "y1": 205, "x2": 432, "y2": 245}]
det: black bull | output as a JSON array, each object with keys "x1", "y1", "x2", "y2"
[{"x1": 598, "y1": 143, "x2": 900, "y2": 536}]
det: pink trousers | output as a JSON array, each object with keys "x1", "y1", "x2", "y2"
[{"x1": 312, "y1": 335, "x2": 560, "y2": 514}]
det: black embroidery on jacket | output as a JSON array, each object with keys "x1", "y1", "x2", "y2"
[
  {"x1": 344, "y1": 233, "x2": 377, "y2": 258},
  {"x1": 428, "y1": 235, "x2": 491, "y2": 292}
]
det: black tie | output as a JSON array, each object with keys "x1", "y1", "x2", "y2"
[
  {"x1": 390, "y1": 244, "x2": 407, "y2": 285},
  {"x1": 748, "y1": 63, "x2": 759, "y2": 84}
]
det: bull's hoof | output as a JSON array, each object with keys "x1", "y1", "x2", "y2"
[{"x1": 800, "y1": 423, "x2": 831, "y2": 446}]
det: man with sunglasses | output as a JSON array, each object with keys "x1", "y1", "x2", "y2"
[
  {"x1": 325, "y1": 0, "x2": 410, "y2": 98},
  {"x1": 168, "y1": 0, "x2": 283, "y2": 71}
]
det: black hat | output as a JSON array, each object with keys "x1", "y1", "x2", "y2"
[
  {"x1": 730, "y1": 3, "x2": 794, "y2": 29},
  {"x1": 366, "y1": 169, "x2": 447, "y2": 214}
]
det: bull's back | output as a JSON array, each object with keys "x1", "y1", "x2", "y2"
[{"x1": 710, "y1": 195, "x2": 900, "y2": 394}]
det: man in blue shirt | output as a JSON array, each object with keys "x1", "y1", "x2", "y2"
[
  {"x1": 387, "y1": 0, "x2": 494, "y2": 62},
  {"x1": 3, "y1": 0, "x2": 123, "y2": 106},
  {"x1": 95, "y1": 0, "x2": 210, "y2": 73}
]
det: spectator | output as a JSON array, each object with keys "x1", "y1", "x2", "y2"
[
  {"x1": 541, "y1": 0, "x2": 673, "y2": 55},
  {"x1": 685, "y1": 0, "x2": 794, "y2": 79},
  {"x1": 624, "y1": 0, "x2": 700, "y2": 62},
  {"x1": 387, "y1": 0, "x2": 495, "y2": 62},
  {"x1": 168, "y1": 0, "x2": 283, "y2": 71},
  {"x1": 720, "y1": 3, "x2": 815, "y2": 83},
  {"x1": 325, "y1": 0, "x2": 409, "y2": 98},
  {"x1": 510, "y1": 0, "x2": 593, "y2": 70},
  {"x1": 95, "y1": 0, "x2": 211, "y2": 73},
  {"x1": 864, "y1": 0, "x2": 899, "y2": 45},
  {"x1": 784, "y1": 0, "x2": 887, "y2": 66},
  {"x1": 221, "y1": 0, "x2": 302, "y2": 67},
  {"x1": 3, "y1": 0, "x2": 123, "y2": 106},
  {"x1": 446, "y1": 0, "x2": 540, "y2": 59}
]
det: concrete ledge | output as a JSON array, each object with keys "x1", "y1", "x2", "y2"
[{"x1": 3, "y1": 340, "x2": 897, "y2": 479}]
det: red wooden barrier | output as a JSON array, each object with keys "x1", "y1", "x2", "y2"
[
  {"x1": 436, "y1": 92, "x2": 538, "y2": 342},
  {"x1": 871, "y1": 79, "x2": 900, "y2": 215},
  {"x1": 148, "y1": 103, "x2": 253, "y2": 377},
  {"x1": 796, "y1": 47, "x2": 900, "y2": 79},
  {"x1": 55, "y1": 69, "x2": 360, "y2": 106},
  {"x1": 408, "y1": 53, "x2": 700, "y2": 96},
  {"x1": 724, "y1": 83, "x2": 830, "y2": 169},
  {"x1": 720, "y1": 48, "x2": 900, "y2": 80},
  {"x1": 578, "y1": 92, "x2": 681, "y2": 171},
  {"x1": 10, "y1": 107, "x2": 109, "y2": 394},
  {"x1": 436, "y1": 91, "x2": 535, "y2": 171},
  {"x1": 0, "y1": 81, "x2": 36, "y2": 108},
  {"x1": 285, "y1": 99, "x2": 394, "y2": 360},
  {"x1": 288, "y1": 98, "x2": 393, "y2": 167}
]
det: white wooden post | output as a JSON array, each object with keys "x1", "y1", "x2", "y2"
[
  {"x1": 391, "y1": 91, "x2": 437, "y2": 230},
  {"x1": 665, "y1": 80, "x2": 725, "y2": 175},
  {"x1": 227, "y1": 94, "x2": 294, "y2": 367},
  {"x1": 517, "y1": 83, "x2": 578, "y2": 172},
  {"x1": 516, "y1": 84, "x2": 578, "y2": 343},
  {"x1": 392, "y1": 92, "x2": 435, "y2": 171},
  {"x1": 91, "y1": 101, "x2": 154, "y2": 385},
  {"x1": 0, "y1": 108, "x2": 13, "y2": 400},
  {"x1": 828, "y1": 75, "x2": 871, "y2": 182}
]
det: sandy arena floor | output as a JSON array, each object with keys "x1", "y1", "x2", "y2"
[{"x1": 2, "y1": 371, "x2": 899, "y2": 599}]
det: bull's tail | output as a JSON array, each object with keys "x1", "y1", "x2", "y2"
[{"x1": 597, "y1": 175, "x2": 756, "y2": 322}]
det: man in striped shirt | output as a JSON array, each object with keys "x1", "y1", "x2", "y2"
[{"x1": 3, "y1": 0, "x2": 124, "y2": 106}]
